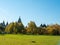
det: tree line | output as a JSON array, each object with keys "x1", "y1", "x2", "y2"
[{"x1": 0, "y1": 17, "x2": 60, "y2": 35}]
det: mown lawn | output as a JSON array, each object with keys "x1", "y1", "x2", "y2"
[{"x1": 0, "y1": 34, "x2": 60, "y2": 45}]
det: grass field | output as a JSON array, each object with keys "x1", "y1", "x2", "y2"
[{"x1": 0, "y1": 34, "x2": 60, "y2": 45}]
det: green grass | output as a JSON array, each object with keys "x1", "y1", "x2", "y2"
[{"x1": 0, "y1": 34, "x2": 60, "y2": 45}]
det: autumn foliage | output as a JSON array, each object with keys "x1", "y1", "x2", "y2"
[{"x1": 0, "y1": 17, "x2": 60, "y2": 35}]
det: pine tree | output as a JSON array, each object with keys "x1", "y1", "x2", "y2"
[
  {"x1": 2, "y1": 21, "x2": 5, "y2": 27},
  {"x1": 6, "y1": 22, "x2": 8, "y2": 26},
  {"x1": 18, "y1": 17, "x2": 21, "y2": 23}
]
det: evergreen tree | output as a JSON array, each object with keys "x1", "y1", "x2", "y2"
[
  {"x1": 2, "y1": 21, "x2": 5, "y2": 27},
  {"x1": 18, "y1": 17, "x2": 21, "y2": 23},
  {"x1": 6, "y1": 22, "x2": 8, "y2": 26}
]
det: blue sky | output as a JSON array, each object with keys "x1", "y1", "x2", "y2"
[{"x1": 0, "y1": 0, "x2": 60, "y2": 26}]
